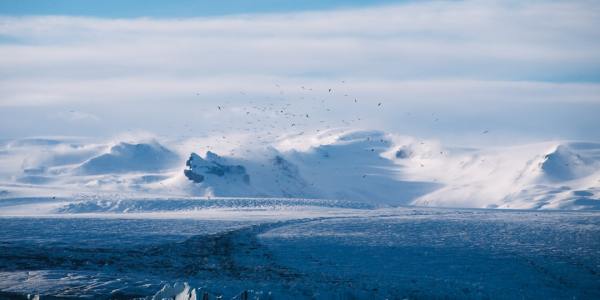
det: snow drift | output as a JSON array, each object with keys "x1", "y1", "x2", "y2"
[
  {"x1": 78, "y1": 142, "x2": 179, "y2": 175},
  {"x1": 181, "y1": 130, "x2": 438, "y2": 205}
]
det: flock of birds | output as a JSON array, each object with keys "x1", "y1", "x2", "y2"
[
  {"x1": 57, "y1": 82, "x2": 496, "y2": 196},
  {"x1": 189, "y1": 81, "x2": 491, "y2": 155},
  {"x1": 68, "y1": 80, "x2": 491, "y2": 173},
  {"x1": 178, "y1": 82, "x2": 492, "y2": 187},
  {"x1": 188, "y1": 82, "x2": 387, "y2": 155}
]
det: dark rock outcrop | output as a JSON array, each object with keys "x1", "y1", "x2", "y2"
[{"x1": 184, "y1": 152, "x2": 250, "y2": 184}]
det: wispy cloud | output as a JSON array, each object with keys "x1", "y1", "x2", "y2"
[
  {"x1": 0, "y1": 1, "x2": 599, "y2": 141},
  {"x1": 51, "y1": 110, "x2": 100, "y2": 122},
  {"x1": 1, "y1": 1, "x2": 600, "y2": 104}
]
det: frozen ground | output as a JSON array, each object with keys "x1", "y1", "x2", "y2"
[
  {"x1": 0, "y1": 131, "x2": 599, "y2": 298},
  {"x1": 0, "y1": 203, "x2": 598, "y2": 299}
]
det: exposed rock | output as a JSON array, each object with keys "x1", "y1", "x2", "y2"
[{"x1": 184, "y1": 152, "x2": 250, "y2": 184}]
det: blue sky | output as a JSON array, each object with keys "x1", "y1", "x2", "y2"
[
  {"x1": 0, "y1": 0, "x2": 408, "y2": 17},
  {"x1": 0, "y1": 0, "x2": 599, "y2": 144}
]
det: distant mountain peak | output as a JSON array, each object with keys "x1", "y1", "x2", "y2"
[{"x1": 78, "y1": 141, "x2": 179, "y2": 175}]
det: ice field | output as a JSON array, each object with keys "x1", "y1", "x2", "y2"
[
  {"x1": 0, "y1": 130, "x2": 599, "y2": 298},
  {"x1": 0, "y1": 203, "x2": 599, "y2": 299}
]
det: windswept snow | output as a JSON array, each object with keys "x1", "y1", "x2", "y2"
[
  {"x1": 0, "y1": 129, "x2": 599, "y2": 210},
  {"x1": 0, "y1": 131, "x2": 598, "y2": 298},
  {"x1": 78, "y1": 142, "x2": 180, "y2": 175},
  {"x1": 541, "y1": 143, "x2": 600, "y2": 182},
  {"x1": 412, "y1": 141, "x2": 600, "y2": 210},
  {"x1": 180, "y1": 130, "x2": 437, "y2": 205}
]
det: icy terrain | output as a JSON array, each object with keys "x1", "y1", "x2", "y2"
[
  {"x1": 0, "y1": 131, "x2": 599, "y2": 298},
  {"x1": 1, "y1": 0, "x2": 599, "y2": 298},
  {"x1": 0, "y1": 129, "x2": 599, "y2": 211},
  {"x1": 0, "y1": 207, "x2": 598, "y2": 299}
]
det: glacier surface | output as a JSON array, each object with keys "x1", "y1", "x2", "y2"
[{"x1": 0, "y1": 208, "x2": 598, "y2": 299}]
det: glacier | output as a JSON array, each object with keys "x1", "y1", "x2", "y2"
[
  {"x1": 0, "y1": 208, "x2": 598, "y2": 299},
  {"x1": 0, "y1": 129, "x2": 598, "y2": 211},
  {"x1": 0, "y1": 129, "x2": 599, "y2": 299}
]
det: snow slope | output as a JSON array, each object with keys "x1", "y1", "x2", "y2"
[
  {"x1": 78, "y1": 142, "x2": 180, "y2": 175},
  {"x1": 0, "y1": 129, "x2": 599, "y2": 210},
  {"x1": 411, "y1": 141, "x2": 600, "y2": 210},
  {"x1": 180, "y1": 130, "x2": 437, "y2": 205},
  {"x1": 178, "y1": 129, "x2": 599, "y2": 210}
]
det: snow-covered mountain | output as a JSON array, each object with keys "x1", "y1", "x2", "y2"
[
  {"x1": 78, "y1": 142, "x2": 179, "y2": 175},
  {"x1": 411, "y1": 141, "x2": 600, "y2": 210},
  {"x1": 178, "y1": 130, "x2": 599, "y2": 210},
  {"x1": 0, "y1": 130, "x2": 598, "y2": 210},
  {"x1": 179, "y1": 130, "x2": 437, "y2": 205}
]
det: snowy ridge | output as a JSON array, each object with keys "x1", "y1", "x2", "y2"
[
  {"x1": 58, "y1": 197, "x2": 375, "y2": 213},
  {"x1": 0, "y1": 129, "x2": 599, "y2": 211},
  {"x1": 178, "y1": 130, "x2": 438, "y2": 205},
  {"x1": 541, "y1": 143, "x2": 600, "y2": 182},
  {"x1": 412, "y1": 141, "x2": 600, "y2": 210},
  {"x1": 78, "y1": 141, "x2": 180, "y2": 175}
]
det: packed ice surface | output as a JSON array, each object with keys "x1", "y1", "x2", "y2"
[
  {"x1": 0, "y1": 129, "x2": 599, "y2": 298},
  {"x1": 0, "y1": 208, "x2": 598, "y2": 299},
  {"x1": 1, "y1": 129, "x2": 599, "y2": 210}
]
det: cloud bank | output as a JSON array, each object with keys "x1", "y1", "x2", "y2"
[{"x1": 0, "y1": 1, "x2": 599, "y2": 142}]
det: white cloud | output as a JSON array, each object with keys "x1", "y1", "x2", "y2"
[
  {"x1": 51, "y1": 110, "x2": 100, "y2": 122},
  {"x1": 0, "y1": 1, "x2": 598, "y2": 85},
  {"x1": 0, "y1": 1, "x2": 599, "y2": 142},
  {"x1": 1, "y1": 76, "x2": 599, "y2": 107}
]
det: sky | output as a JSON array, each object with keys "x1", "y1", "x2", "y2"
[
  {"x1": 0, "y1": 0, "x2": 408, "y2": 18},
  {"x1": 1, "y1": 0, "x2": 599, "y2": 145}
]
